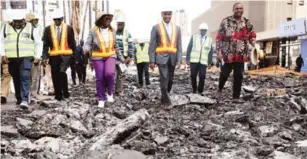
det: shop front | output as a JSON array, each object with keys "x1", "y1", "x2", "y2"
[{"x1": 278, "y1": 17, "x2": 307, "y2": 71}]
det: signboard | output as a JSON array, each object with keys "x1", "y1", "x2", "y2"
[
  {"x1": 279, "y1": 18, "x2": 307, "y2": 37},
  {"x1": 301, "y1": 39, "x2": 307, "y2": 73}
]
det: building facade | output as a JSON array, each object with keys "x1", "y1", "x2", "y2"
[{"x1": 192, "y1": 0, "x2": 307, "y2": 69}]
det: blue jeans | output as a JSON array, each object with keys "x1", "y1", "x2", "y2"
[{"x1": 8, "y1": 57, "x2": 33, "y2": 102}]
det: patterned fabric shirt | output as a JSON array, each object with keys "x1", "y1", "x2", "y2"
[
  {"x1": 216, "y1": 16, "x2": 256, "y2": 63},
  {"x1": 116, "y1": 29, "x2": 134, "y2": 58}
]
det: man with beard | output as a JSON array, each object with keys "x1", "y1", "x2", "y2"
[{"x1": 216, "y1": 2, "x2": 256, "y2": 103}]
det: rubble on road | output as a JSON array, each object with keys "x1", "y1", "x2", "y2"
[{"x1": 1, "y1": 70, "x2": 307, "y2": 158}]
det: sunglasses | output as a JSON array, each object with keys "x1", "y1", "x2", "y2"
[{"x1": 104, "y1": 16, "x2": 112, "y2": 21}]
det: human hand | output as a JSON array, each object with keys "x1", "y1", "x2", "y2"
[
  {"x1": 149, "y1": 62, "x2": 156, "y2": 70},
  {"x1": 1, "y1": 56, "x2": 8, "y2": 64}
]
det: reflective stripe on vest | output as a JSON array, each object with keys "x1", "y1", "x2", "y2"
[
  {"x1": 4, "y1": 23, "x2": 35, "y2": 58},
  {"x1": 190, "y1": 35, "x2": 212, "y2": 65},
  {"x1": 92, "y1": 26, "x2": 116, "y2": 58},
  {"x1": 135, "y1": 43, "x2": 149, "y2": 63},
  {"x1": 49, "y1": 23, "x2": 73, "y2": 56},
  {"x1": 156, "y1": 22, "x2": 177, "y2": 54},
  {"x1": 116, "y1": 28, "x2": 130, "y2": 57}
]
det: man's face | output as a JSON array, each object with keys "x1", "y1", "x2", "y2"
[
  {"x1": 53, "y1": 18, "x2": 63, "y2": 26},
  {"x1": 233, "y1": 4, "x2": 244, "y2": 17},
  {"x1": 117, "y1": 22, "x2": 125, "y2": 31},
  {"x1": 31, "y1": 19, "x2": 39, "y2": 27},
  {"x1": 13, "y1": 20, "x2": 24, "y2": 29},
  {"x1": 140, "y1": 43, "x2": 144, "y2": 47},
  {"x1": 102, "y1": 15, "x2": 112, "y2": 27},
  {"x1": 161, "y1": 11, "x2": 172, "y2": 23},
  {"x1": 200, "y1": 30, "x2": 207, "y2": 36}
]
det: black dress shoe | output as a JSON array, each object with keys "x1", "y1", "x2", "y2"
[
  {"x1": 16, "y1": 100, "x2": 22, "y2": 105},
  {"x1": 1, "y1": 97, "x2": 7, "y2": 104}
]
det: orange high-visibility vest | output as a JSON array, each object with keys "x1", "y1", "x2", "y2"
[
  {"x1": 49, "y1": 23, "x2": 73, "y2": 56},
  {"x1": 156, "y1": 22, "x2": 177, "y2": 54},
  {"x1": 92, "y1": 26, "x2": 116, "y2": 58}
]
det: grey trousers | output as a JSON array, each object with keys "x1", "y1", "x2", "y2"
[
  {"x1": 31, "y1": 63, "x2": 41, "y2": 95},
  {"x1": 115, "y1": 64, "x2": 125, "y2": 93},
  {"x1": 158, "y1": 60, "x2": 175, "y2": 105}
]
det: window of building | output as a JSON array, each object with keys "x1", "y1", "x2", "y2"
[
  {"x1": 287, "y1": 17, "x2": 292, "y2": 21},
  {"x1": 1, "y1": 2, "x2": 6, "y2": 9},
  {"x1": 10, "y1": 1, "x2": 27, "y2": 9},
  {"x1": 299, "y1": 0, "x2": 304, "y2": 6}
]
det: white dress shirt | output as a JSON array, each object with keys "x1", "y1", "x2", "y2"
[
  {"x1": 0, "y1": 24, "x2": 43, "y2": 58},
  {"x1": 163, "y1": 21, "x2": 172, "y2": 39}
]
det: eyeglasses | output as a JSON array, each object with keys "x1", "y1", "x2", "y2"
[{"x1": 105, "y1": 17, "x2": 112, "y2": 21}]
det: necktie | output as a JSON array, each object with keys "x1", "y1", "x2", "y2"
[{"x1": 57, "y1": 27, "x2": 61, "y2": 43}]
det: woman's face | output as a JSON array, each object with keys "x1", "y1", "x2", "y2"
[{"x1": 102, "y1": 15, "x2": 112, "y2": 28}]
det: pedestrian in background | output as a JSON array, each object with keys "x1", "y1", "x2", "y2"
[
  {"x1": 186, "y1": 23, "x2": 213, "y2": 94},
  {"x1": 135, "y1": 39, "x2": 150, "y2": 88}
]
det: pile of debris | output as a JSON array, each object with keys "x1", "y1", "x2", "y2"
[{"x1": 1, "y1": 69, "x2": 307, "y2": 159}]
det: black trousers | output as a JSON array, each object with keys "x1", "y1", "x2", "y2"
[
  {"x1": 136, "y1": 62, "x2": 150, "y2": 86},
  {"x1": 218, "y1": 62, "x2": 244, "y2": 99},
  {"x1": 158, "y1": 60, "x2": 175, "y2": 105},
  {"x1": 70, "y1": 61, "x2": 77, "y2": 84},
  {"x1": 49, "y1": 56, "x2": 71, "y2": 100},
  {"x1": 190, "y1": 63, "x2": 207, "y2": 93}
]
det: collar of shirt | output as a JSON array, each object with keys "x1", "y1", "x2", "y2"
[
  {"x1": 230, "y1": 15, "x2": 244, "y2": 23},
  {"x1": 162, "y1": 21, "x2": 172, "y2": 37}
]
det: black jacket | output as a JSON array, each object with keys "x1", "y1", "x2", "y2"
[{"x1": 42, "y1": 24, "x2": 76, "y2": 60}]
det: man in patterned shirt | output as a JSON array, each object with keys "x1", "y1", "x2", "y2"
[{"x1": 216, "y1": 2, "x2": 256, "y2": 102}]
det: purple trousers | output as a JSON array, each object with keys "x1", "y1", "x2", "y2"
[{"x1": 92, "y1": 58, "x2": 116, "y2": 101}]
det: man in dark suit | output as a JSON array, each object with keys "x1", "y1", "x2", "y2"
[
  {"x1": 149, "y1": 7, "x2": 182, "y2": 109},
  {"x1": 75, "y1": 39, "x2": 88, "y2": 84},
  {"x1": 42, "y1": 9, "x2": 76, "y2": 101}
]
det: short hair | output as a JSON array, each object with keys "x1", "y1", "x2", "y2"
[{"x1": 233, "y1": 2, "x2": 243, "y2": 9}]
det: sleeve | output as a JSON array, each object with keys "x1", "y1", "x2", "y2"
[
  {"x1": 42, "y1": 27, "x2": 50, "y2": 60},
  {"x1": 176, "y1": 27, "x2": 182, "y2": 63},
  {"x1": 215, "y1": 19, "x2": 226, "y2": 52},
  {"x1": 115, "y1": 34, "x2": 124, "y2": 62},
  {"x1": 68, "y1": 27, "x2": 77, "y2": 56},
  {"x1": 186, "y1": 36, "x2": 193, "y2": 62},
  {"x1": 127, "y1": 33, "x2": 134, "y2": 58},
  {"x1": 149, "y1": 26, "x2": 157, "y2": 63},
  {"x1": 246, "y1": 19, "x2": 256, "y2": 43},
  {"x1": 0, "y1": 25, "x2": 5, "y2": 56},
  {"x1": 208, "y1": 42, "x2": 213, "y2": 66},
  {"x1": 84, "y1": 30, "x2": 94, "y2": 52},
  {"x1": 32, "y1": 28, "x2": 43, "y2": 59}
]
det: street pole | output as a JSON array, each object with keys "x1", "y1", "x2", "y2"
[{"x1": 42, "y1": 0, "x2": 46, "y2": 27}]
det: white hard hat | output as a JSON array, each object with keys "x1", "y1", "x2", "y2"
[
  {"x1": 161, "y1": 7, "x2": 173, "y2": 13},
  {"x1": 199, "y1": 23, "x2": 209, "y2": 30},
  {"x1": 138, "y1": 39, "x2": 146, "y2": 43},
  {"x1": 11, "y1": 10, "x2": 25, "y2": 20},
  {"x1": 117, "y1": 17, "x2": 126, "y2": 23},
  {"x1": 5, "y1": 9, "x2": 13, "y2": 22},
  {"x1": 51, "y1": 9, "x2": 64, "y2": 19},
  {"x1": 32, "y1": 13, "x2": 40, "y2": 19}
]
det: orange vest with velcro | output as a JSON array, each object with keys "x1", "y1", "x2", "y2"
[
  {"x1": 92, "y1": 26, "x2": 116, "y2": 58},
  {"x1": 49, "y1": 23, "x2": 73, "y2": 56},
  {"x1": 156, "y1": 22, "x2": 177, "y2": 54}
]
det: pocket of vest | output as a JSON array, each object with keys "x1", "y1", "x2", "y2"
[{"x1": 21, "y1": 33, "x2": 30, "y2": 39}]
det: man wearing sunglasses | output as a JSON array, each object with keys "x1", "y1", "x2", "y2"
[
  {"x1": 42, "y1": 9, "x2": 76, "y2": 102},
  {"x1": 115, "y1": 18, "x2": 134, "y2": 96},
  {"x1": 149, "y1": 7, "x2": 182, "y2": 109}
]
